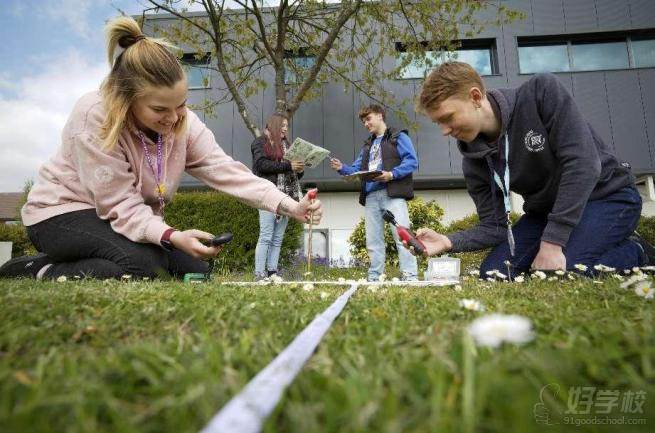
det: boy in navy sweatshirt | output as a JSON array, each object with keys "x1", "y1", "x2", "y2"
[
  {"x1": 330, "y1": 105, "x2": 419, "y2": 281},
  {"x1": 413, "y1": 61, "x2": 651, "y2": 276}
]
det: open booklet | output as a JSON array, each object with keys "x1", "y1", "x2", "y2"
[
  {"x1": 342, "y1": 170, "x2": 383, "y2": 182},
  {"x1": 286, "y1": 137, "x2": 331, "y2": 168}
]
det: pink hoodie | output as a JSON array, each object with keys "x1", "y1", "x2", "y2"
[{"x1": 22, "y1": 91, "x2": 288, "y2": 246}]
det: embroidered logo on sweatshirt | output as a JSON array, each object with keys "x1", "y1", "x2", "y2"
[{"x1": 524, "y1": 130, "x2": 545, "y2": 152}]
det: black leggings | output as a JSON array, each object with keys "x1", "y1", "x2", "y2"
[{"x1": 27, "y1": 209, "x2": 208, "y2": 280}]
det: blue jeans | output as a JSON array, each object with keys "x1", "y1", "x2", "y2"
[
  {"x1": 255, "y1": 210, "x2": 289, "y2": 276},
  {"x1": 480, "y1": 186, "x2": 644, "y2": 277},
  {"x1": 365, "y1": 189, "x2": 418, "y2": 280}
]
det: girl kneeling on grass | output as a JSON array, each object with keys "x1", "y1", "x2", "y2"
[{"x1": 0, "y1": 16, "x2": 321, "y2": 281}]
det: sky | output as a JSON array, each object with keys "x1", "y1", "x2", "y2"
[{"x1": 0, "y1": 0, "x2": 208, "y2": 192}]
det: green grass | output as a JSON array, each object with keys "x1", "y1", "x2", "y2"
[{"x1": 1, "y1": 274, "x2": 653, "y2": 433}]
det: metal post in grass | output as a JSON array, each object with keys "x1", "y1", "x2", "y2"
[
  {"x1": 306, "y1": 189, "x2": 318, "y2": 275},
  {"x1": 462, "y1": 332, "x2": 477, "y2": 433}
]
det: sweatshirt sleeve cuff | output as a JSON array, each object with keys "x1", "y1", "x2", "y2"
[
  {"x1": 446, "y1": 233, "x2": 464, "y2": 253},
  {"x1": 541, "y1": 220, "x2": 574, "y2": 247},
  {"x1": 145, "y1": 219, "x2": 173, "y2": 246},
  {"x1": 260, "y1": 187, "x2": 290, "y2": 215}
]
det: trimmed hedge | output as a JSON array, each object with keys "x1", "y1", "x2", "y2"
[
  {"x1": 165, "y1": 191, "x2": 303, "y2": 272},
  {"x1": 0, "y1": 192, "x2": 303, "y2": 273},
  {"x1": 0, "y1": 224, "x2": 37, "y2": 257}
]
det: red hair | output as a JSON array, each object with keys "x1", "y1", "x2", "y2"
[{"x1": 263, "y1": 113, "x2": 288, "y2": 161}]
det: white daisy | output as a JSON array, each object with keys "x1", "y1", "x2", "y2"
[
  {"x1": 459, "y1": 298, "x2": 484, "y2": 312},
  {"x1": 574, "y1": 264, "x2": 588, "y2": 272},
  {"x1": 514, "y1": 275, "x2": 525, "y2": 283},
  {"x1": 594, "y1": 264, "x2": 615, "y2": 273},
  {"x1": 634, "y1": 281, "x2": 654, "y2": 299},
  {"x1": 467, "y1": 314, "x2": 535, "y2": 348},
  {"x1": 532, "y1": 270, "x2": 547, "y2": 280},
  {"x1": 302, "y1": 283, "x2": 314, "y2": 291}
]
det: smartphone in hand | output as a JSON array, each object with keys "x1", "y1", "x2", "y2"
[{"x1": 204, "y1": 232, "x2": 233, "y2": 247}]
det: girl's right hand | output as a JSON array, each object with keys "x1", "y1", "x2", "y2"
[
  {"x1": 290, "y1": 160, "x2": 305, "y2": 173},
  {"x1": 170, "y1": 229, "x2": 224, "y2": 259}
]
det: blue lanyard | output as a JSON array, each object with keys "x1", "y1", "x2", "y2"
[{"x1": 491, "y1": 134, "x2": 515, "y2": 256}]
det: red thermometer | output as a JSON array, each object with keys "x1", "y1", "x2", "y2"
[{"x1": 382, "y1": 210, "x2": 426, "y2": 255}]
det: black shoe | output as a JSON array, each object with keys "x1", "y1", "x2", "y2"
[
  {"x1": 0, "y1": 253, "x2": 51, "y2": 278},
  {"x1": 630, "y1": 232, "x2": 655, "y2": 266},
  {"x1": 267, "y1": 269, "x2": 279, "y2": 277}
]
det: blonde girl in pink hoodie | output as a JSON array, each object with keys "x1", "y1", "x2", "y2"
[{"x1": 0, "y1": 16, "x2": 321, "y2": 280}]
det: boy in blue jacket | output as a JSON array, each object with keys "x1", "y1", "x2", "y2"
[
  {"x1": 413, "y1": 61, "x2": 652, "y2": 276},
  {"x1": 330, "y1": 105, "x2": 419, "y2": 281}
]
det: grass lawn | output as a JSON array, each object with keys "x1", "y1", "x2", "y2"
[{"x1": 0, "y1": 270, "x2": 653, "y2": 432}]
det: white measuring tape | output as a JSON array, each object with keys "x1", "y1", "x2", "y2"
[{"x1": 201, "y1": 283, "x2": 358, "y2": 433}]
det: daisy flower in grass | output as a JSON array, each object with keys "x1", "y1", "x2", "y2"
[
  {"x1": 459, "y1": 298, "x2": 484, "y2": 312},
  {"x1": 620, "y1": 274, "x2": 649, "y2": 289},
  {"x1": 468, "y1": 314, "x2": 534, "y2": 348},
  {"x1": 514, "y1": 275, "x2": 525, "y2": 283},
  {"x1": 532, "y1": 270, "x2": 547, "y2": 280},
  {"x1": 634, "y1": 281, "x2": 654, "y2": 299},
  {"x1": 574, "y1": 264, "x2": 588, "y2": 272},
  {"x1": 302, "y1": 283, "x2": 314, "y2": 291},
  {"x1": 594, "y1": 264, "x2": 615, "y2": 273}
]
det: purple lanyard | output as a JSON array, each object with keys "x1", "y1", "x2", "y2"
[{"x1": 138, "y1": 131, "x2": 165, "y2": 214}]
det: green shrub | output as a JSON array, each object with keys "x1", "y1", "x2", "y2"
[
  {"x1": 0, "y1": 224, "x2": 37, "y2": 257},
  {"x1": 165, "y1": 191, "x2": 302, "y2": 272},
  {"x1": 348, "y1": 197, "x2": 446, "y2": 267},
  {"x1": 637, "y1": 214, "x2": 655, "y2": 246}
]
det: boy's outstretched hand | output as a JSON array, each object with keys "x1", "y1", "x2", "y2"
[{"x1": 409, "y1": 228, "x2": 453, "y2": 256}]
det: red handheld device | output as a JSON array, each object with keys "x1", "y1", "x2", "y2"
[{"x1": 382, "y1": 210, "x2": 426, "y2": 255}]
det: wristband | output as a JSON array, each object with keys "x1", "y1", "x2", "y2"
[{"x1": 160, "y1": 228, "x2": 178, "y2": 251}]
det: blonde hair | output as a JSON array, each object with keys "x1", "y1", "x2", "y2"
[
  {"x1": 100, "y1": 16, "x2": 186, "y2": 149},
  {"x1": 416, "y1": 61, "x2": 485, "y2": 114}
]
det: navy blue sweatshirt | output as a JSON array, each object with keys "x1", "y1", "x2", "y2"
[{"x1": 448, "y1": 73, "x2": 635, "y2": 252}]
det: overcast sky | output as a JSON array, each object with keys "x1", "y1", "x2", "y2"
[{"x1": 0, "y1": 0, "x2": 208, "y2": 192}]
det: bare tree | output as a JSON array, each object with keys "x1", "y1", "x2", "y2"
[{"x1": 139, "y1": 0, "x2": 521, "y2": 137}]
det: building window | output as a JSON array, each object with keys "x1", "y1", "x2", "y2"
[
  {"x1": 518, "y1": 44, "x2": 570, "y2": 74},
  {"x1": 329, "y1": 229, "x2": 354, "y2": 268},
  {"x1": 181, "y1": 53, "x2": 211, "y2": 89},
  {"x1": 571, "y1": 41, "x2": 628, "y2": 71},
  {"x1": 285, "y1": 49, "x2": 316, "y2": 84},
  {"x1": 302, "y1": 229, "x2": 328, "y2": 263},
  {"x1": 396, "y1": 39, "x2": 496, "y2": 79},
  {"x1": 632, "y1": 38, "x2": 655, "y2": 68},
  {"x1": 518, "y1": 32, "x2": 655, "y2": 74}
]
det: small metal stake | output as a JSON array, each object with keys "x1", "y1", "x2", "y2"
[{"x1": 306, "y1": 189, "x2": 318, "y2": 275}]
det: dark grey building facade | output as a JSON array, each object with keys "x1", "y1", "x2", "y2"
[{"x1": 146, "y1": 0, "x2": 655, "y2": 190}]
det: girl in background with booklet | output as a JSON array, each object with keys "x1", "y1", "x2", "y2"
[{"x1": 251, "y1": 114, "x2": 305, "y2": 280}]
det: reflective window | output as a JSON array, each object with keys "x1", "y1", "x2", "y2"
[
  {"x1": 632, "y1": 38, "x2": 655, "y2": 68},
  {"x1": 517, "y1": 34, "x2": 655, "y2": 74},
  {"x1": 285, "y1": 56, "x2": 316, "y2": 84},
  {"x1": 181, "y1": 54, "x2": 211, "y2": 89},
  {"x1": 398, "y1": 47, "x2": 493, "y2": 79},
  {"x1": 571, "y1": 41, "x2": 628, "y2": 71},
  {"x1": 303, "y1": 229, "x2": 328, "y2": 260},
  {"x1": 518, "y1": 44, "x2": 570, "y2": 73},
  {"x1": 329, "y1": 229, "x2": 354, "y2": 268}
]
